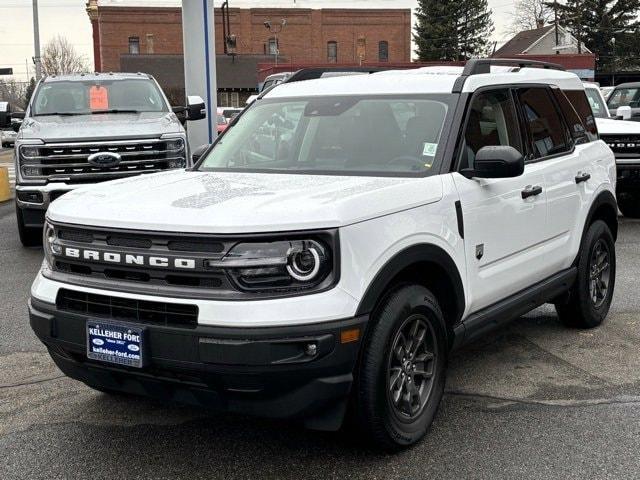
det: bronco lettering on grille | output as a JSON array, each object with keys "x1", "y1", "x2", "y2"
[{"x1": 62, "y1": 247, "x2": 197, "y2": 269}]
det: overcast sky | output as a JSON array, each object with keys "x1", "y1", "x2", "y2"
[{"x1": 1, "y1": 0, "x2": 518, "y2": 82}]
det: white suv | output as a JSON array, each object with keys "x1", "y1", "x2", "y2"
[{"x1": 30, "y1": 60, "x2": 618, "y2": 449}]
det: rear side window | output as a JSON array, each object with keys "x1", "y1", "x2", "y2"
[
  {"x1": 516, "y1": 87, "x2": 571, "y2": 159},
  {"x1": 562, "y1": 89, "x2": 599, "y2": 141},
  {"x1": 552, "y1": 89, "x2": 590, "y2": 144}
]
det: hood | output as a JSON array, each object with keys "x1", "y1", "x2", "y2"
[
  {"x1": 595, "y1": 117, "x2": 640, "y2": 135},
  {"x1": 47, "y1": 170, "x2": 443, "y2": 233},
  {"x1": 19, "y1": 111, "x2": 183, "y2": 142}
]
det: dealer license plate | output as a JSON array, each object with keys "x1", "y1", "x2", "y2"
[{"x1": 86, "y1": 320, "x2": 144, "y2": 368}]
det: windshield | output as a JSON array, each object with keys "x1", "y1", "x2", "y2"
[
  {"x1": 31, "y1": 79, "x2": 168, "y2": 116},
  {"x1": 198, "y1": 95, "x2": 452, "y2": 176},
  {"x1": 607, "y1": 87, "x2": 640, "y2": 110},
  {"x1": 585, "y1": 88, "x2": 609, "y2": 118}
]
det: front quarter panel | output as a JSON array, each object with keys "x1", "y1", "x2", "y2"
[{"x1": 339, "y1": 174, "x2": 467, "y2": 318}]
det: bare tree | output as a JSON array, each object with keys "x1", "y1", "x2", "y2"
[
  {"x1": 506, "y1": 0, "x2": 553, "y2": 36},
  {"x1": 0, "y1": 79, "x2": 29, "y2": 109},
  {"x1": 41, "y1": 35, "x2": 89, "y2": 76}
]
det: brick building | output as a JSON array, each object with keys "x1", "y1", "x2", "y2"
[{"x1": 86, "y1": 1, "x2": 412, "y2": 73}]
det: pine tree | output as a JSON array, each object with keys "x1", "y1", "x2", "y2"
[
  {"x1": 414, "y1": 0, "x2": 494, "y2": 61},
  {"x1": 24, "y1": 78, "x2": 36, "y2": 108},
  {"x1": 550, "y1": 0, "x2": 640, "y2": 72}
]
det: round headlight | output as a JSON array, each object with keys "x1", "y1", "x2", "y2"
[{"x1": 287, "y1": 246, "x2": 321, "y2": 281}]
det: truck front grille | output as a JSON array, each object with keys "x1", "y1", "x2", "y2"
[
  {"x1": 19, "y1": 138, "x2": 185, "y2": 182},
  {"x1": 56, "y1": 288, "x2": 198, "y2": 327},
  {"x1": 601, "y1": 135, "x2": 640, "y2": 158}
]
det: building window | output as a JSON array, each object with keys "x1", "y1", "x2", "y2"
[
  {"x1": 219, "y1": 92, "x2": 229, "y2": 107},
  {"x1": 378, "y1": 41, "x2": 389, "y2": 62},
  {"x1": 268, "y1": 37, "x2": 278, "y2": 56},
  {"x1": 230, "y1": 92, "x2": 240, "y2": 107},
  {"x1": 327, "y1": 41, "x2": 337, "y2": 63},
  {"x1": 128, "y1": 36, "x2": 140, "y2": 55}
]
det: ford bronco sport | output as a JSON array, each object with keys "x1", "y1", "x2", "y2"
[
  {"x1": 29, "y1": 60, "x2": 618, "y2": 449},
  {"x1": 13, "y1": 72, "x2": 205, "y2": 246}
]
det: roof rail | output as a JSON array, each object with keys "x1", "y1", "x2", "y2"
[
  {"x1": 452, "y1": 58, "x2": 566, "y2": 93},
  {"x1": 284, "y1": 66, "x2": 394, "y2": 84}
]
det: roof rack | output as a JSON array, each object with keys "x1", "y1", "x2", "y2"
[
  {"x1": 284, "y1": 66, "x2": 394, "y2": 84},
  {"x1": 452, "y1": 58, "x2": 566, "y2": 93}
]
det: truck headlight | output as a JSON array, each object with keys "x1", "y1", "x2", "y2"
[
  {"x1": 43, "y1": 221, "x2": 61, "y2": 267},
  {"x1": 207, "y1": 238, "x2": 335, "y2": 293}
]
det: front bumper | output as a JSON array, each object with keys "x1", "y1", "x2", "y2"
[
  {"x1": 16, "y1": 183, "x2": 87, "y2": 228},
  {"x1": 29, "y1": 296, "x2": 368, "y2": 430},
  {"x1": 617, "y1": 162, "x2": 640, "y2": 191}
]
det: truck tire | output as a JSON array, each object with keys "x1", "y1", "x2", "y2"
[
  {"x1": 16, "y1": 204, "x2": 42, "y2": 247},
  {"x1": 617, "y1": 194, "x2": 640, "y2": 218},
  {"x1": 555, "y1": 220, "x2": 615, "y2": 328},
  {"x1": 353, "y1": 284, "x2": 447, "y2": 450}
]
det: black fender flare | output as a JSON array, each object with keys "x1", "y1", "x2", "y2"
[
  {"x1": 354, "y1": 243, "x2": 465, "y2": 325},
  {"x1": 582, "y1": 189, "x2": 618, "y2": 243}
]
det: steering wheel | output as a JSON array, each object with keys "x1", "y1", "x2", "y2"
[{"x1": 386, "y1": 155, "x2": 425, "y2": 170}]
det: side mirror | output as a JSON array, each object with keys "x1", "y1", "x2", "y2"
[
  {"x1": 10, "y1": 112, "x2": 24, "y2": 132},
  {"x1": 192, "y1": 144, "x2": 209, "y2": 164},
  {"x1": 617, "y1": 106, "x2": 632, "y2": 120},
  {"x1": 461, "y1": 146, "x2": 524, "y2": 179},
  {"x1": 172, "y1": 106, "x2": 187, "y2": 125},
  {"x1": 186, "y1": 96, "x2": 206, "y2": 122}
]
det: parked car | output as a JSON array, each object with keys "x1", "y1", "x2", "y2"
[
  {"x1": 13, "y1": 72, "x2": 206, "y2": 246},
  {"x1": 216, "y1": 110, "x2": 228, "y2": 134},
  {"x1": 1, "y1": 128, "x2": 17, "y2": 147},
  {"x1": 584, "y1": 82, "x2": 640, "y2": 217},
  {"x1": 31, "y1": 60, "x2": 617, "y2": 450},
  {"x1": 607, "y1": 82, "x2": 640, "y2": 120}
]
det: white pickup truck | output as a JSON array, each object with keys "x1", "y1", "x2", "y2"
[{"x1": 584, "y1": 82, "x2": 640, "y2": 217}]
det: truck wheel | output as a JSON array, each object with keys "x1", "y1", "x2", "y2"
[
  {"x1": 555, "y1": 220, "x2": 615, "y2": 328},
  {"x1": 354, "y1": 284, "x2": 447, "y2": 450},
  {"x1": 617, "y1": 195, "x2": 640, "y2": 218},
  {"x1": 16, "y1": 204, "x2": 42, "y2": 247}
]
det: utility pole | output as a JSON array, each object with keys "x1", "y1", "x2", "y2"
[
  {"x1": 32, "y1": 0, "x2": 42, "y2": 78},
  {"x1": 554, "y1": 0, "x2": 559, "y2": 54}
]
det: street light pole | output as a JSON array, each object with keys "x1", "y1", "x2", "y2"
[
  {"x1": 264, "y1": 19, "x2": 286, "y2": 67},
  {"x1": 32, "y1": 0, "x2": 42, "y2": 78}
]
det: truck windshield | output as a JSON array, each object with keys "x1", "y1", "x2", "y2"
[
  {"x1": 607, "y1": 87, "x2": 640, "y2": 110},
  {"x1": 31, "y1": 79, "x2": 168, "y2": 116},
  {"x1": 198, "y1": 95, "x2": 452, "y2": 176}
]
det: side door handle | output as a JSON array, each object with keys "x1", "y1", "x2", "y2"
[
  {"x1": 521, "y1": 185, "x2": 543, "y2": 199},
  {"x1": 575, "y1": 172, "x2": 591, "y2": 184}
]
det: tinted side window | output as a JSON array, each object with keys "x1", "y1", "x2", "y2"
[
  {"x1": 517, "y1": 87, "x2": 571, "y2": 159},
  {"x1": 562, "y1": 89, "x2": 599, "y2": 141},
  {"x1": 459, "y1": 89, "x2": 522, "y2": 170}
]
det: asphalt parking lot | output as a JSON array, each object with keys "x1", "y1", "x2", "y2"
[{"x1": 1, "y1": 202, "x2": 640, "y2": 479}]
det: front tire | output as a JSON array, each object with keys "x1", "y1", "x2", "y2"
[
  {"x1": 16, "y1": 204, "x2": 42, "y2": 247},
  {"x1": 555, "y1": 220, "x2": 615, "y2": 328},
  {"x1": 354, "y1": 284, "x2": 447, "y2": 450},
  {"x1": 617, "y1": 193, "x2": 640, "y2": 218}
]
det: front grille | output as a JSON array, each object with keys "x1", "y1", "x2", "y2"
[
  {"x1": 601, "y1": 135, "x2": 640, "y2": 157},
  {"x1": 20, "y1": 139, "x2": 185, "y2": 182},
  {"x1": 56, "y1": 288, "x2": 198, "y2": 327},
  {"x1": 51, "y1": 225, "x2": 237, "y2": 291}
]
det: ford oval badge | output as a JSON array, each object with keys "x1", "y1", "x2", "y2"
[{"x1": 88, "y1": 151, "x2": 122, "y2": 168}]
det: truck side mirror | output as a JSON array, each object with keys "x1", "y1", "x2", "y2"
[
  {"x1": 10, "y1": 112, "x2": 24, "y2": 132},
  {"x1": 461, "y1": 145, "x2": 524, "y2": 179},
  {"x1": 617, "y1": 106, "x2": 632, "y2": 120},
  {"x1": 186, "y1": 96, "x2": 206, "y2": 122},
  {"x1": 192, "y1": 144, "x2": 210, "y2": 164}
]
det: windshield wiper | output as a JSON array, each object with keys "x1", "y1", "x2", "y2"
[
  {"x1": 90, "y1": 109, "x2": 142, "y2": 114},
  {"x1": 33, "y1": 112, "x2": 84, "y2": 116}
]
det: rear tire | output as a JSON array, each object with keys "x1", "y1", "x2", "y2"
[
  {"x1": 555, "y1": 220, "x2": 615, "y2": 328},
  {"x1": 617, "y1": 193, "x2": 640, "y2": 218},
  {"x1": 16, "y1": 204, "x2": 42, "y2": 247},
  {"x1": 353, "y1": 284, "x2": 447, "y2": 451}
]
